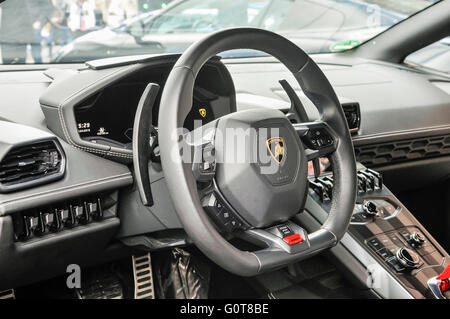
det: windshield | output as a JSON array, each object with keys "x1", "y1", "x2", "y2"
[{"x1": 0, "y1": 0, "x2": 438, "y2": 64}]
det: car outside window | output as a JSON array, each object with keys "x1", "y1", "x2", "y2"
[
  {"x1": 0, "y1": 0, "x2": 439, "y2": 64},
  {"x1": 405, "y1": 37, "x2": 450, "y2": 74}
]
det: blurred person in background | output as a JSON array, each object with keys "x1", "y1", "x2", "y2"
[
  {"x1": 95, "y1": 0, "x2": 112, "y2": 26},
  {"x1": 0, "y1": 0, "x2": 54, "y2": 63},
  {"x1": 107, "y1": 0, "x2": 138, "y2": 26},
  {"x1": 44, "y1": 0, "x2": 73, "y2": 58},
  {"x1": 50, "y1": 0, "x2": 73, "y2": 45},
  {"x1": 68, "y1": 0, "x2": 96, "y2": 38}
]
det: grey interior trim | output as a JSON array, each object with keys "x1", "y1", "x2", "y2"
[
  {"x1": 351, "y1": 0, "x2": 450, "y2": 63},
  {"x1": 230, "y1": 59, "x2": 450, "y2": 145},
  {"x1": 0, "y1": 120, "x2": 133, "y2": 215},
  {"x1": 0, "y1": 173, "x2": 131, "y2": 215},
  {"x1": 352, "y1": 124, "x2": 450, "y2": 146},
  {"x1": 3, "y1": 54, "x2": 448, "y2": 155},
  {"x1": 0, "y1": 142, "x2": 133, "y2": 215},
  {"x1": 0, "y1": 120, "x2": 56, "y2": 145},
  {"x1": 0, "y1": 214, "x2": 122, "y2": 290}
]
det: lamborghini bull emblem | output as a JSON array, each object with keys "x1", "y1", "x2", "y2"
[
  {"x1": 266, "y1": 137, "x2": 286, "y2": 165},
  {"x1": 199, "y1": 108, "x2": 207, "y2": 118}
]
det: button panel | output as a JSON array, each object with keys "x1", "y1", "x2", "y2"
[
  {"x1": 277, "y1": 224, "x2": 294, "y2": 237},
  {"x1": 202, "y1": 192, "x2": 249, "y2": 233},
  {"x1": 366, "y1": 228, "x2": 439, "y2": 273},
  {"x1": 398, "y1": 227, "x2": 436, "y2": 256},
  {"x1": 192, "y1": 142, "x2": 216, "y2": 182},
  {"x1": 305, "y1": 128, "x2": 333, "y2": 150}
]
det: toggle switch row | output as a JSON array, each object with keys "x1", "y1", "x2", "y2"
[
  {"x1": 309, "y1": 168, "x2": 383, "y2": 203},
  {"x1": 13, "y1": 197, "x2": 103, "y2": 241}
]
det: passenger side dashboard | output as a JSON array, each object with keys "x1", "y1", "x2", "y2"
[{"x1": 229, "y1": 56, "x2": 450, "y2": 190}]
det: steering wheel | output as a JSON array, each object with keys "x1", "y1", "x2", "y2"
[{"x1": 157, "y1": 28, "x2": 357, "y2": 276}]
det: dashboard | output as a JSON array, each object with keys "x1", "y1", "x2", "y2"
[
  {"x1": 0, "y1": 52, "x2": 448, "y2": 291},
  {"x1": 73, "y1": 60, "x2": 235, "y2": 148}
]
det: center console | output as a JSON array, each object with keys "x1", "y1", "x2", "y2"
[{"x1": 297, "y1": 163, "x2": 450, "y2": 299}]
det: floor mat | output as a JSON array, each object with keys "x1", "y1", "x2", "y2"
[
  {"x1": 208, "y1": 265, "x2": 263, "y2": 299},
  {"x1": 15, "y1": 258, "x2": 134, "y2": 299}
]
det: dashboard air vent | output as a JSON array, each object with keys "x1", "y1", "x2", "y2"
[
  {"x1": 342, "y1": 102, "x2": 360, "y2": 133},
  {"x1": 0, "y1": 139, "x2": 65, "y2": 193},
  {"x1": 355, "y1": 134, "x2": 450, "y2": 167}
]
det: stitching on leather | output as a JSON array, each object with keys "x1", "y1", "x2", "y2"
[
  {"x1": 250, "y1": 251, "x2": 263, "y2": 274},
  {"x1": 52, "y1": 65, "x2": 137, "y2": 158},
  {"x1": 57, "y1": 105, "x2": 132, "y2": 158}
]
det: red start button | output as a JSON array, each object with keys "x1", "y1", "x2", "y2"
[{"x1": 282, "y1": 234, "x2": 303, "y2": 245}]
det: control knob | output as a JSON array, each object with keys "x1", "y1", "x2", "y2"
[
  {"x1": 395, "y1": 247, "x2": 420, "y2": 270},
  {"x1": 363, "y1": 201, "x2": 378, "y2": 217},
  {"x1": 408, "y1": 232, "x2": 425, "y2": 248}
]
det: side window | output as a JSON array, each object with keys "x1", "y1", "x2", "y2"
[{"x1": 405, "y1": 37, "x2": 450, "y2": 73}]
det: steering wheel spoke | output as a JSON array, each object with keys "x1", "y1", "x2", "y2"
[{"x1": 239, "y1": 220, "x2": 310, "y2": 254}]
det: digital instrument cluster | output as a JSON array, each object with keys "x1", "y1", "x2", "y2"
[
  {"x1": 75, "y1": 83, "x2": 146, "y2": 144},
  {"x1": 75, "y1": 86, "x2": 215, "y2": 146},
  {"x1": 74, "y1": 62, "x2": 233, "y2": 146}
]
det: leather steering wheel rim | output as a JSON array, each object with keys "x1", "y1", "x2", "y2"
[{"x1": 158, "y1": 27, "x2": 357, "y2": 276}]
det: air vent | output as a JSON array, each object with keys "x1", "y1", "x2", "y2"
[
  {"x1": 0, "y1": 139, "x2": 65, "y2": 193},
  {"x1": 342, "y1": 102, "x2": 360, "y2": 133},
  {"x1": 355, "y1": 134, "x2": 450, "y2": 167}
]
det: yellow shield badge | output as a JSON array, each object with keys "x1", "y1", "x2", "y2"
[
  {"x1": 199, "y1": 108, "x2": 207, "y2": 118},
  {"x1": 266, "y1": 137, "x2": 286, "y2": 165}
]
